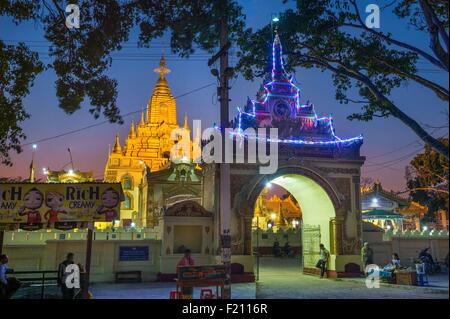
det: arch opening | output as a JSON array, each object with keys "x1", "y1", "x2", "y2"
[
  {"x1": 270, "y1": 174, "x2": 336, "y2": 251},
  {"x1": 250, "y1": 173, "x2": 337, "y2": 274}
]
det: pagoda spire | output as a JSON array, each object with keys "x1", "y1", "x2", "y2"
[
  {"x1": 113, "y1": 133, "x2": 122, "y2": 154},
  {"x1": 148, "y1": 50, "x2": 176, "y2": 124},
  {"x1": 183, "y1": 113, "x2": 189, "y2": 130},
  {"x1": 139, "y1": 109, "x2": 145, "y2": 126},
  {"x1": 129, "y1": 120, "x2": 136, "y2": 138},
  {"x1": 153, "y1": 49, "x2": 171, "y2": 80},
  {"x1": 271, "y1": 32, "x2": 289, "y2": 82}
]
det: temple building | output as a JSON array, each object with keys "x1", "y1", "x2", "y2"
[
  {"x1": 44, "y1": 168, "x2": 94, "y2": 183},
  {"x1": 253, "y1": 186, "x2": 301, "y2": 231},
  {"x1": 103, "y1": 54, "x2": 191, "y2": 227},
  {"x1": 361, "y1": 181, "x2": 428, "y2": 231}
]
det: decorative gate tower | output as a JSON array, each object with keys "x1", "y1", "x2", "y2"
[{"x1": 203, "y1": 33, "x2": 366, "y2": 277}]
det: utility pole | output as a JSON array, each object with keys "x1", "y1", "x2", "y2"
[
  {"x1": 208, "y1": 0, "x2": 232, "y2": 299},
  {"x1": 83, "y1": 222, "x2": 94, "y2": 299},
  {"x1": 0, "y1": 229, "x2": 4, "y2": 255}
]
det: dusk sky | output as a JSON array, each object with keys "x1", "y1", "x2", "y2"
[{"x1": 0, "y1": 0, "x2": 448, "y2": 192}]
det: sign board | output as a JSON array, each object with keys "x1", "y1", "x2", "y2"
[
  {"x1": 177, "y1": 265, "x2": 227, "y2": 281},
  {"x1": 119, "y1": 246, "x2": 149, "y2": 262},
  {"x1": 0, "y1": 183, "x2": 123, "y2": 230}
]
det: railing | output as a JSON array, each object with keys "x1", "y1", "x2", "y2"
[
  {"x1": 383, "y1": 229, "x2": 449, "y2": 240},
  {"x1": 4, "y1": 227, "x2": 161, "y2": 244},
  {"x1": 12, "y1": 270, "x2": 58, "y2": 299}
]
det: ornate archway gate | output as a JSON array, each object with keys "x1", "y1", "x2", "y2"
[
  {"x1": 203, "y1": 33, "x2": 365, "y2": 278},
  {"x1": 225, "y1": 157, "x2": 365, "y2": 278}
]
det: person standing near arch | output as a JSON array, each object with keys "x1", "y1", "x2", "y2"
[
  {"x1": 361, "y1": 242, "x2": 374, "y2": 275},
  {"x1": 317, "y1": 244, "x2": 330, "y2": 278}
]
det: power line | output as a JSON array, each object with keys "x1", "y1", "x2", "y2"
[
  {"x1": 363, "y1": 133, "x2": 448, "y2": 174},
  {"x1": 365, "y1": 147, "x2": 424, "y2": 167},
  {"x1": 21, "y1": 82, "x2": 216, "y2": 147},
  {"x1": 363, "y1": 148, "x2": 424, "y2": 174},
  {"x1": 364, "y1": 127, "x2": 445, "y2": 161}
]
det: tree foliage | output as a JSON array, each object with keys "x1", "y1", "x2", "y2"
[
  {"x1": 0, "y1": 0, "x2": 245, "y2": 165},
  {"x1": 236, "y1": 0, "x2": 449, "y2": 158},
  {"x1": 406, "y1": 138, "x2": 449, "y2": 218}
]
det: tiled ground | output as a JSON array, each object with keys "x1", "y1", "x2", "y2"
[
  {"x1": 10, "y1": 257, "x2": 448, "y2": 299},
  {"x1": 255, "y1": 257, "x2": 449, "y2": 299}
]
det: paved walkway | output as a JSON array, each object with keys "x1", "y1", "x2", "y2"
[
  {"x1": 255, "y1": 257, "x2": 449, "y2": 299},
  {"x1": 12, "y1": 257, "x2": 448, "y2": 299},
  {"x1": 90, "y1": 282, "x2": 255, "y2": 299}
]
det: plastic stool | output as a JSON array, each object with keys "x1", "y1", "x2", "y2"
[
  {"x1": 200, "y1": 288, "x2": 214, "y2": 299},
  {"x1": 170, "y1": 290, "x2": 182, "y2": 299}
]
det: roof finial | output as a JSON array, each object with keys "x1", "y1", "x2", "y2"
[
  {"x1": 271, "y1": 31, "x2": 288, "y2": 82},
  {"x1": 184, "y1": 113, "x2": 189, "y2": 130},
  {"x1": 129, "y1": 120, "x2": 136, "y2": 138},
  {"x1": 140, "y1": 108, "x2": 145, "y2": 126},
  {"x1": 154, "y1": 49, "x2": 171, "y2": 79},
  {"x1": 113, "y1": 133, "x2": 122, "y2": 154}
]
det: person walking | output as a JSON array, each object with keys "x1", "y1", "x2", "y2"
[
  {"x1": 361, "y1": 242, "x2": 374, "y2": 275},
  {"x1": 58, "y1": 252, "x2": 76, "y2": 299},
  {"x1": 0, "y1": 254, "x2": 21, "y2": 299},
  {"x1": 317, "y1": 244, "x2": 330, "y2": 278}
]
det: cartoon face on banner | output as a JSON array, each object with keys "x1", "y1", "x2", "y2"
[{"x1": 0, "y1": 183, "x2": 123, "y2": 230}]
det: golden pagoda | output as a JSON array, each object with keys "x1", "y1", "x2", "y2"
[
  {"x1": 253, "y1": 188, "x2": 302, "y2": 230},
  {"x1": 104, "y1": 53, "x2": 190, "y2": 226}
]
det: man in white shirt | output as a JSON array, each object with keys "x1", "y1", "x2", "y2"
[
  {"x1": 0, "y1": 254, "x2": 21, "y2": 299},
  {"x1": 318, "y1": 244, "x2": 330, "y2": 278}
]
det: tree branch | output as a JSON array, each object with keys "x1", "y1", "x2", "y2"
[
  {"x1": 418, "y1": 0, "x2": 449, "y2": 70},
  {"x1": 372, "y1": 56, "x2": 449, "y2": 102},
  {"x1": 397, "y1": 187, "x2": 449, "y2": 195},
  {"x1": 290, "y1": 50, "x2": 449, "y2": 159},
  {"x1": 422, "y1": 0, "x2": 449, "y2": 51},
  {"x1": 347, "y1": 0, "x2": 448, "y2": 71}
]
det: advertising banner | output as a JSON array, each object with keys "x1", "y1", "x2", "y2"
[
  {"x1": 177, "y1": 265, "x2": 227, "y2": 281},
  {"x1": 0, "y1": 183, "x2": 123, "y2": 230}
]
